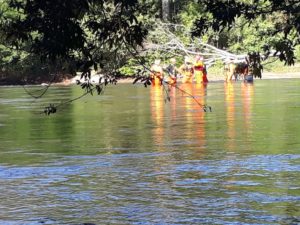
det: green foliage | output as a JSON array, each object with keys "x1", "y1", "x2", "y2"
[
  {"x1": 207, "y1": 60, "x2": 225, "y2": 77},
  {"x1": 227, "y1": 16, "x2": 279, "y2": 53},
  {"x1": 119, "y1": 58, "x2": 143, "y2": 76},
  {"x1": 1, "y1": 0, "x2": 148, "y2": 79},
  {"x1": 294, "y1": 45, "x2": 300, "y2": 62},
  {"x1": 1, "y1": 0, "x2": 300, "y2": 84},
  {"x1": 192, "y1": 0, "x2": 300, "y2": 65},
  {"x1": 178, "y1": 2, "x2": 204, "y2": 29}
]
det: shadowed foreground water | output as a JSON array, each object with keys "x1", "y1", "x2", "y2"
[{"x1": 0, "y1": 80, "x2": 300, "y2": 225}]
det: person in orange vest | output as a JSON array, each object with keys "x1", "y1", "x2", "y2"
[
  {"x1": 179, "y1": 56, "x2": 194, "y2": 83},
  {"x1": 194, "y1": 55, "x2": 208, "y2": 84},
  {"x1": 150, "y1": 59, "x2": 164, "y2": 85}
]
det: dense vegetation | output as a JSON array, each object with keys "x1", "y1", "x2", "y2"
[{"x1": 0, "y1": 0, "x2": 299, "y2": 84}]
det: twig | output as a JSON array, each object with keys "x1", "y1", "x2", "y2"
[{"x1": 22, "y1": 72, "x2": 59, "y2": 99}]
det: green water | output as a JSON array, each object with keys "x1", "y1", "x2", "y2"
[{"x1": 0, "y1": 80, "x2": 300, "y2": 225}]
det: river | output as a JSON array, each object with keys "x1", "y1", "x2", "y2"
[{"x1": 0, "y1": 79, "x2": 300, "y2": 224}]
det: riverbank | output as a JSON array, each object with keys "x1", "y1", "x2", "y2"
[
  {"x1": 259, "y1": 71, "x2": 300, "y2": 79},
  {"x1": 1, "y1": 71, "x2": 300, "y2": 86},
  {"x1": 65, "y1": 71, "x2": 300, "y2": 85},
  {"x1": 206, "y1": 71, "x2": 300, "y2": 82}
]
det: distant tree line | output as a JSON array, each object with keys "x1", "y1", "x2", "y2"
[{"x1": 0, "y1": 0, "x2": 299, "y2": 84}]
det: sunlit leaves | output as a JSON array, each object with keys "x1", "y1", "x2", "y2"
[
  {"x1": 191, "y1": 0, "x2": 300, "y2": 65},
  {"x1": 4, "y1": 0, "x2": 148, "y2": 72},
  {"x1": 192, "y1": 0, "x2": 246, "y2": 36}
]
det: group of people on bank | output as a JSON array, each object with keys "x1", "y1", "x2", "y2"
[{"x1": 150, "y1": 55, "x2": 208, "y2": 86}]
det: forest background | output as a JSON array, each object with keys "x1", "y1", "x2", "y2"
[{"x1": 0, "y1": 0, "x2": 300, "y2": 85}]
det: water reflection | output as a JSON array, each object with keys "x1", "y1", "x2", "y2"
[
  {"x1": 192, "y1": 83, "x2": 207, "y2": 149},
  {"x1": 167, "y1": 85, "x2": 178, "y2": 120},
  {"x1": 150, "y1": 85, "x2": 164, "y2": 147},
  {"x1": 179, "y1": 83, "x2": 207, "y2": 153},
  {"x1": 224, "y1": 82, "x2": 255, "y2": 149},
  {"x1": 149, "y1": 83, "x2": 208, "y2": 154},
  {"x1": 224, "y1": 82, "x2": 236, "y2": 150},
  {"x1": 1, "y1": 82, "x2": 300, "y2": 224},
  {"x1": 241, "y1": 82, "x2": 254, "y2": 135}
]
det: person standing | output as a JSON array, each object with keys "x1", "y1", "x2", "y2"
[
  {"x1": 179, "y1": 56, "x2": 194, "y2": 83},
  {"x1": 194, "y1": 55, "x2": 208, "y2": 84},
  {"x1": 224, "y1": 59, "x2": 237, "y2": 82},
  {"x1": 150, "y1": 59, "x2": 164, "y2": 86}
]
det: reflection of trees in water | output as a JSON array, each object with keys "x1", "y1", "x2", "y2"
[
  {"x1": 29, "y1": 87, "x2": 75, "y2": 143},
  {"x1": 0, "y1": 86, "x2": 75, "y2": 164}
]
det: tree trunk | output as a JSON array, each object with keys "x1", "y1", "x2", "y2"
[{"x1": 161, "y1": 0, "x2": 171, "y2": 21}]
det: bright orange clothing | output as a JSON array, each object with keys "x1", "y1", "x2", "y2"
[
  {"x1": 179, "y1": 64, "x2": 194, "y2": 83},
  {"x1": 151, "y1": 72, "x2": 163, "y2": 85},
  {"x1": 194, "y1": 61, "x2": 208, "y2": 83},
  {"x1": 150, "y1": 64, "x2": 163, "y2": 86}
]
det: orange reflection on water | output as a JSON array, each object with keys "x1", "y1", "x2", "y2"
[
  {"x1": 241, "y1": 82, "x2": 254, "y2": 133},
  {"x1": 150, "y1": 85, "x2": 165, "y2": 147},
  {"x1": 224, "y1": 82, "x2": 255, "y2": 150},
  {"x1": 150, "y1": 83, "x2": 208, "y2": 153},
  {"x1": 224, "y1": 82, "x2": 236, "y2": 146},
  {"x1": 169, "y1": 86, "x2": 177, "y2": 120},
  {"x1": 180, "y1": 83, "x2": 207, "y2": 149}
]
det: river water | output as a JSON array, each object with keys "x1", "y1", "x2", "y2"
[{"x1": 0, "y1": 80, "x2": 300, "y2": 225}]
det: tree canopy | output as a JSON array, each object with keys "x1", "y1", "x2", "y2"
[
  {"x1": 1, "y1": 0, "x2": 149, "y2": 82},
  {"x1": 192, "y1": 0, "x2": 300, "y2": 65},
  {"x1": 0, "y1": 0, "x2": 299, "y2": 82}
]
